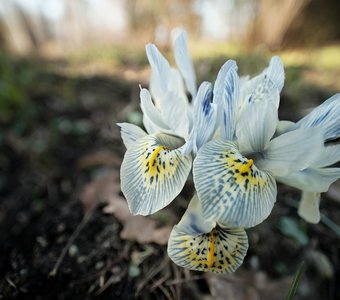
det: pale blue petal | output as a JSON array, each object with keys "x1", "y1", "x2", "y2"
[
  {"x1": 275, "y1": 120, "x2": 296, "y2": 136},
  {"x1": 176, "y1": 194, "x2": 215, "y2": 235},
  {"x1": 193, "y1": 140, "x2": 277, "y2": 228},
  {"x1": 182, "y1": 81, "x2": 216, "y2": 156},
  {"x1": 121, "y1": 133, "x2": 192, "y2": 215},
  {"x1": 298, "y1": 192, "x2": 321, "y2": 224},
  {"x1": 117, "y1": 122, "x2": 147, "y2": 149},
  {"x1": 168, "y1": 224, "x2": 248, "y2": 273},
  {"x1": 146, "y1": 43, "x2": 190, "y2": 123},
  {"x1": 154, "y1": 67, "x2": 190, "y2": 138},
  {"x1": 173, "y1": 30, "x2": 197, "y2": 98},
  {"x1": 145, "y1": 45, "x2": 190, "y2": 137},
  {"x1": 238, "y1": 58, "x2": 282, "y2": 116},
  {"x1": 140, "y1": 88, "x2": 169, "y2": 132},
  {"x1": 295, "y1": 93, "x2": 340, "y2": 141},
  {"x1": 195, "y1": 82, "x2": 217, "y2": 148},
  {"x1": 190, "y1": 81, "x2": 216, "y2": 148},
  {"x1": 145, "y1": 43, "x2": 170, "y2": 104},
  {"x1": 266, "y1": 56, "x2": 285, "y2": 92},
  {"x1": 161, "y1": 90, "x2": 190, "y2": 138},
  {"x1": 236, "y1": 100, "x2": 278, "y2": 154},
  {"x1": 258, "y1": 127, "x2": 324, "y2": 177},
  {"x1": 181, "y1": 129, "x2": 197, "y2": 156},
  {"x1": 313, "y1": 144, "x2": 340, "y2": 168},
  {"x1": 213, "y1": 60, "x2": 239, "y2": 140},
  {"x1": 277, "y1": 167, "x2": 340, "y2": 192},
  {"x1": 142, "y1": 114, "x2": 160, "y2": 134}
]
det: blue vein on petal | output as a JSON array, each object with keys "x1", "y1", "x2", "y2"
[
  {"x1": 311, "y1": 109, "x2": 331, "y2": 127},
  {"x1": 202, "y1": 88, "x2": 213, "y2": 116}
]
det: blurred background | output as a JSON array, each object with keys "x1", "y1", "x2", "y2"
[{"x1": 0, "y1": 0, "x2": 339, "y2": 299}]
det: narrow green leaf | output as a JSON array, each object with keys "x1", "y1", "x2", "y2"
[{"x1": 286, "y1": 261, "x2": 305, "y2": 300}]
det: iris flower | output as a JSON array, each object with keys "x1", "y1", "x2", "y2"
[
  {"x1": 119, "y1": 31, "x2": 218, "y2": 216},
  {"x1": 276, "y1": 94, "x2": 340, "y2": 223},
  {"x1": 193, "y1": 57, "x2": 325, "y2": 228},
  {"x1": 168, "y1": 194, "x2": 248, "y2": 273}
]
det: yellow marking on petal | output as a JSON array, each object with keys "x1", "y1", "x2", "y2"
[
  {"x1": 193, "y1": 140, "x2": 277, "y2": 227},
  {"x1": 148, "y1": 146, "x2": 172, "y2": 176},
  {"x1": 149, "y1": 146, "x2": 165, "y2": 171},
  {"x1": 168, "y1": 225, "x2": 248, "y2": 273},
  {"x1": 239, "y1": 159, "x2": 253, "y2": 174},
  {"x1": 220, "y1": 154, "x2": 264, "y2": 190},
  {"x1": 207, "y1": 229, "x2": 216, "y2": 268},
  {"x1": 140, "y1": 144, "x2": 175, "y2": 189}
]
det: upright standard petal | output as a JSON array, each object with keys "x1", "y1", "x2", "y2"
[
  {"x1": 168, "y1": 224, "x2": 248, "y2": 273},
  {"x1": 295, "y1": 93, "x2": 340, "y2": 141},
  {"x1": 117, "y1": 123, "x2": 147, "y2": 149},
  {"x1": 121, "y1": 133, "x2": 192, "y2": 215},
  {"x1": 173, "y1": 30, "x2": 197, "y2": 99},
  {"x1": 213, "y1": 60, "x2": 239, "y2": 141},
  {"x1": 140, "y1": 88, "x2": 170, "y2": 133},
  {"x1": 238, "y1": 62, "x2": 282, "y2": 115},
  {"x1": 257, "y1": 127, "x2": 324, "y2": 177},
  {"x1": 161, "y1": 89, "x2": 190, "y2": 139},
  {"x1": 182, "y1": 81, "x2": 216, "y2": 155},
  {"x1": 236, "y1": 100, "x2": 278, "y2": 155},
  {"x1": 145, "y1": 43, "x2": 170, "y2": 106},
  {"x1": 298, "y1": 192, "x2": 321, "y2": 224},
  {"x1": 193, "y1": 140, "x2": 277, "y2": 228},
  {"x1": 266, "y1": 56, "x2": 285, "y2": 92}
]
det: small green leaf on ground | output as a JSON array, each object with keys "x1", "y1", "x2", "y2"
[{"x1": 278, "y1": 217, "x2": 309, "y2": 246}]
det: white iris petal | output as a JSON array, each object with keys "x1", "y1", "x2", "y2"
[
  {"x1": 277, "y1": 168, "x2": 340, "y2": 193},
  {"x1": 298, "y1": 192, "x2": 321, "y2": 224},
  {"x1": 312, "y1": 144, "x2": 340, "y2": 168},
  {"x1": 213, "y1": 60, "x2": 238, "y2": 140},
  {"x1": 168, "y1": 194, "x2": 248, "y2": 273},
  {"x1": 140, "y1": 88, "x2": 169, "y2": 133},
  {"x1": 295, "y1": 93, "x2": 340, "y2": 141},
  {"x1": 193, "y1": 140, "x2": 277, "y2": 228},
  {"x1": 121, "y1": 133, "x2": 192, "y2": 216},
  {"x1": 173, "y1": 30, "x2": 197, "y2": 99},
  {"x1": 117, "y1": 122, "x2": 147, "y2": 149},
  {"x1": 237, "y1": 99, "x2": 278, "y2": 154},
  {"x1": 176, "y1": 194, "x2": 215, "y2": 236},
  {"x1": 258, "y1": 127, "x2": 324, "y2": 177},
  {"x1": 182, "y1": 81, "x2": 216, "y2": 156}
]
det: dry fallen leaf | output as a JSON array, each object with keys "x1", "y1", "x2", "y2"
[
  {"x1": 104, "y1": 196, "x2": 172, "y2": 245},
  {"x1": 80, "y1": 168, "x2": 171, "y2": 245},
  {"x1": 80, "y1": 170, "x2": 122, "y2": 212}
]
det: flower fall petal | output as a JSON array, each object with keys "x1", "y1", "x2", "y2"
[
  {"x1": 121, "y1": 133, "x2": 192, "y2": 215},
  {"x1": 168, "y1": 224, "x2": 248, "y2": 273}
]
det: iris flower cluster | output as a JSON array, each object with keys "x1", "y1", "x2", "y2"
[{"x1": 118, "y1": 31, "x2": 340, "y2": 273}]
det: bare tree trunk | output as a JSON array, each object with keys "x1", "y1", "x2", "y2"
[{"x1": 249, "y1": 0, "x2": 311, "y2": 49}]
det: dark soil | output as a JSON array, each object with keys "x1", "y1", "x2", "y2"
[{"x1": 0, "y1": 57, "x2": 339, "y2": 300}]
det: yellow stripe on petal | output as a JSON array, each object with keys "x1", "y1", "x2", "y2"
[
  {"x1": 121, "y1": 133, "x2": 192, "y2": 216},
  {"x1": 144, "y1": 145, "x2": 173, "y2": 188},
  {"x1": 168, "y1": 225, "x2": 248, "y2": 273},
  {"x1": 207, "y1": 229, "x2": 216, "y2": 268},
  {"x1": 193, "y1": 140, "x2": 277, "y2": 228}
]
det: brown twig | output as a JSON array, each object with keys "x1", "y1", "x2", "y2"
[
  {"x1": 166, "y1": 274, "x2": 206, "y2": 286},
  {"x1": 94, "y1": 268, "x2": 128, "y2": 296},
  {"x1": 135, "y1": 255, "x2": 170, "y2": 296},
  {"x1": 155, "y1": 282, "x2": 173, "y2": 300},
  {"x1": 49, "y1": 210, "x2": 93, "y2": 277}
]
